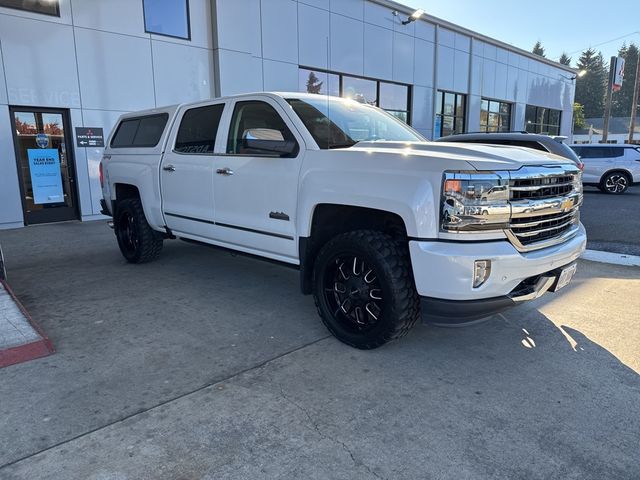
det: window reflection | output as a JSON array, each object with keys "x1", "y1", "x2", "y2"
[
  {"x1": 298, "y1": 68, "x2": 411, "y2": 124},
  {"x1": 525, "y1": 105, "x2": 561, "y2": 135},
  {"x1": 435, "y1": 90, "x2": 466, "y2": 138},
  {"x1": 480, "y1": 99, "x2": 511, "y2": 132},
  {"x1": 143, "y1": 0, "x2": 190, "y2": 40}
]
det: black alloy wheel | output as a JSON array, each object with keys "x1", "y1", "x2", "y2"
[
  {"x1": 313, "y1": 230, "x2": 420, "y2": 349},
  {"x1": 323, "y1": 253, "x2": 384, "y2": 333},
  {"x1": 114, "y1": 198, "x2": 163, "y2": 263}
]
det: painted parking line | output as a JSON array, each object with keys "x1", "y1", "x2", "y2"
[{"x1": 581, "y1": 249, "x2": 640, "y2": 267}]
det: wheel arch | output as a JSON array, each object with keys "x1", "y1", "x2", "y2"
[
  {"x1": 600, "y1": 168, "x2": 632, "y2": 184},
  {"x1": 299, "y1": 204, "x2": 410, "y2": 295}
]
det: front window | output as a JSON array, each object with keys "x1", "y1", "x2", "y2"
[
  {"x1": 287, "y1": 97, "x2": 424, "y2": 149},
  {"x1": 480, "y1": 99, "x2": 512, "y2": 132},
  {"x1": 143, "y1": 0, "x2": 190, "y2": 40},
  {"x1": 435, "y1": 91, "x2": 466, "y2": 138}
]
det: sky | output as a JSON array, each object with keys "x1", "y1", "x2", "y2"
[{"x1": 414, "y1": 0, "x2": 640, "y2": 66}]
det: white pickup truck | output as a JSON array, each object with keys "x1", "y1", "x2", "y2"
[{"x1": 100, "y1": 92, "x2": 586, "y2": 349}]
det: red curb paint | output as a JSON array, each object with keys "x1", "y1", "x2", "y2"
[{"x1": 1, "y1": 280, "x2": 54, "y2": 368}]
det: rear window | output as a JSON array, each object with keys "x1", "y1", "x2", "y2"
[
  {"x1": 573, "y1": 146, "x2": 624, "y2": 159},
  {"x1": 111, "y1": 113, "x2": 169, "y2": 148},
  {"x1": 174, "y1": 104, "x2": 225, "y2": 154}
]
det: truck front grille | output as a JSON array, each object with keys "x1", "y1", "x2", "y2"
[{"x1": 506, "y1": 165, "x2": 582, "y2": 252}]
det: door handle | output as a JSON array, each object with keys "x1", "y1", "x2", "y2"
[
  {"x1": 216, "y1": 167, "x2": 234, "y2": 176},
  {"x1": 163, "y1": 164, "x2": 176, "y2": 172}
]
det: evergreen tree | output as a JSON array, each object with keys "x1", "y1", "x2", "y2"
[
  {"x1": 611, "y1": 43, "x2": 638, "y2": 117},
  {"x1": 532, "y1": 41, "x2": 546, "y2": 57},
  {"x1": 573, "y1": 103, "x2": 586, "y2": 130},
  {"x1": 575, "y1": 48, "x2": 608, "y2": 118},
  {"x1": 559, "y1": 53, "x2": 572, "y2": 66}
]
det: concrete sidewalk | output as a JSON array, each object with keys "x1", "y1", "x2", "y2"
[{"x1": 0, "y1": 221, "x2": 638, "y2": 479}]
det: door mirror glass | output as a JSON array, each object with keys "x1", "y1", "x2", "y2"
[{"x1": 242, "y1": 128, "x2": 296, "y2": 156}]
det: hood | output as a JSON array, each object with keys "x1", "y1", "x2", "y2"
[{"x1": 352, "y1": 141, "x2": 568, "y2": 171}]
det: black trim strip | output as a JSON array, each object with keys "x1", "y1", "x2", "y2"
[
  {"x1": 164, "y1": 212, "x2": 294, "y2": 240},
  {"x1": 408, "y1": 236, "x2": 507, "y2": 244},
  {"x1": 165, "y1": 212, "x2": 215, "y2": 225},
  {"x1": 216, "y1": 222, "x2": 294, "y2": 240}
]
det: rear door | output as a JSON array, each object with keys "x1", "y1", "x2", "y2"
[
  {"x1": 578, "y1": 147, "x2": 616, "y2": 183},
  {"x1": 212, "y1": 96, "x2": 304, "y2": 262},
  {"x1": 160, "y1": 102, "x2": 226, "y2": 238}
]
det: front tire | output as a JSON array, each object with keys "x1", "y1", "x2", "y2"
[
  {"x1": 312, "y1": 230, "x2": 420, "y2": 349},
  {"x1": 600, "y1": 172, "x2": 630, "y2": 194},
  {"x1": 114, "y1": 198, "x2": 163, "y2": 263}
]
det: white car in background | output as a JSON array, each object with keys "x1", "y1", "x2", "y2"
[{"x1": 570, "y1": 144, "x2": 640, "y2": 194}]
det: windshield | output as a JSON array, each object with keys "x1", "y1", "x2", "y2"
[{"x1": 287, "y1": 97, "x2": 424, "y2": 149}]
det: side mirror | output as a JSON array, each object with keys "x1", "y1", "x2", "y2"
[{"x1": 242, "y1": 128, "x2": 297, "y2": 156}]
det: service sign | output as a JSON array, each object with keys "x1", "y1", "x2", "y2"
[
  {"x1": 613, "y1": 56, "x2": 625, "y2": 92},
  {"x1": 75, "y1": 127, "x2": 104, "y2": 147},
  {"x1": 27, "y1": 149, "x2": 64, "y2": 204}
]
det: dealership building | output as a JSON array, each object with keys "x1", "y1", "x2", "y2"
[{"x1": 0, "y1": 0, "x2": 576, "y2": 229}]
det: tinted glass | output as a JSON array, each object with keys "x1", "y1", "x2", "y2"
[
  {"x1": 287, "y1": 97, "x2": 423, "y2": 149},
  {"x1": 111, "y1": 114, "x2": 168, "y2": 148},
  {"x1": 175, "y1": 104, "x2": 224, "y2": 154},
  {"x1": 0, "y1": 0, "x2": 59, "y2": 15},
  {"x1": 299, "y1": 69, "x2": 340, "y2": 97},
  {"x1": 111, "y1": 119, "x2": 139, "y2": 147},
  {"x1": 226, "y1": 101, "x2": 296, "y2": 155},
  {"x1": 143, "y1": 0, "x2": 190, "y2": 39},
  {"x1": 343, "y1": 76, "x2": 377, "y2": 105},
  {"x1": 379, "y1": 83, "x2": 408, "y2": 111}
]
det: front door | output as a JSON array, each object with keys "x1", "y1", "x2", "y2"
[
  {"x1": 213, "y1": 97, "x2": 303, "y2": 261},
  {"x1": 9, "y1": 107, "x2": 80, "y2": 225}
]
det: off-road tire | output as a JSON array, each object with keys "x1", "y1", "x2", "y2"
[
  {"x1": 312, "y1": 230, "x2": 420, "y2": 349},
  {"x1": 114, "y1": 198, "x2": 163, "y2": 263}
]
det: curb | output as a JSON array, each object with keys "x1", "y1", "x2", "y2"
[
  {"x1": 0, "y1": 280, "x2": 54, "y2": 368},
  {"x1": 581, "y1": 249, "x2": 640, "y2": 267}
]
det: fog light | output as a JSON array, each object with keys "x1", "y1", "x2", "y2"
[{"x1": 473, "y1": 260, "x2": 492, "y2": 288}]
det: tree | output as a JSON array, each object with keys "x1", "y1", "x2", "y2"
[
  {"x1": 532, "y1": 41, "x2": 546, "y2": 57},
  {"x1": 575, "y1": 48, "x2": 608, "y2": 119},
  {"x1": 306, "y1": 71, "x2": 323, "y2": 94},
  {"x1": 611, "y1": 43, "x2": 639, "y2": 117},
  {"x1": 559, "y1": 52, "x2": 572, "y2": 66},
  {"x1": 573, "y1": 103, "x2": 586, "y2": 130}
]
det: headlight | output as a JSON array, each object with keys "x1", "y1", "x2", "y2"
[{"x1": 441, "y1": 172, "x2": 511, "y2": 232}]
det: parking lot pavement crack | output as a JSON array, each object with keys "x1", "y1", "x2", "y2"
[{"x1": 278, "y1": 384, "x2": 386, "y2": 480}]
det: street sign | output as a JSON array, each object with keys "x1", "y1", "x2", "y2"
[
  {"x1": 613, "y1": 56, "x2": 625, "y2": 92},
  {"x1": 75, "y1": 127, "x2": 104, "y2": 147}
]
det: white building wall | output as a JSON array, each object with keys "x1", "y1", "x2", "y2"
[
  {"x1": 0, "y1": 0, "x2": 215, "y2": 229},
  {"x1": 212, "y1": 0, "x2": 574, "y2": 141}
]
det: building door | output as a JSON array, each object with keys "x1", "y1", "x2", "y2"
[{"x1": 9, "y1": 107, "x2": 80, "y2": 225}]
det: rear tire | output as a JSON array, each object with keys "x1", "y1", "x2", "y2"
[
  {"x1": 114, "y1": 198, "x2": 163, "y2": 263},
  {"x1": 312, "y1": 230, "x2": 420, "y2": 349},
  {"x1": 600, "y1": 171, "x2": 630, "y2": 194}
]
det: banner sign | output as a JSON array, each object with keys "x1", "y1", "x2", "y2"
[
  {"x1": 27, "y1": 149, "x2": 64, "y2": 204},
  {"x1": 613, "y1": 56, "x2": 625, "y2": 92},
  {"x1": 75, "y1": 127, "x2": 104, "y2": 147}
]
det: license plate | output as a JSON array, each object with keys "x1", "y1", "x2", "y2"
[{"x1": 553, "y1": 263, "x2": 577, "y2": 291}]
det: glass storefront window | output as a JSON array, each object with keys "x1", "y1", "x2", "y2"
[
  {"x1": 298, "y1": 68, "x2": 411, "y2": 124},
  {"x1": 342, "y1": 76, "x2": 377, "y2": 106},
  {"x1": 480, "y1": 99, "x2": 511, "y2": 132},
  {"x1": 435, "y1": 90, "x2": 466, "y2": 138},
  {"x1": 143, "y1": 0, "x2": 190, "y2": 40},
  {"x1": 299, "y1": 69, "x2": 340, "y2": 97},
  {"x1": 525, "y1": 105, "x2": 561, "y2": 135},
  {"x1": 0, "y1": 0, "x2": 59, "y2": 16}
]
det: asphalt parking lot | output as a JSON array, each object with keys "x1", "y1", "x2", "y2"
[
  {"x1": 580, "y1": 186, "x2": 640, "y2": 256},
  {"x1": 0, "y1": 221, "x2": 638, "y2": 479}
]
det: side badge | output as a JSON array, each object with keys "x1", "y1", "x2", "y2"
[{"x1": 269, "y1": 211, "x2": 290, "y2": 221}]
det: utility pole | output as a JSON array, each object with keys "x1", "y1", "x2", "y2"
[
  {"x1": 602, "y1": 56, "x2": 616, "y2": 143},
  {"x1": 629, "y1": 57, "x2": 640, "y2": 143}
]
